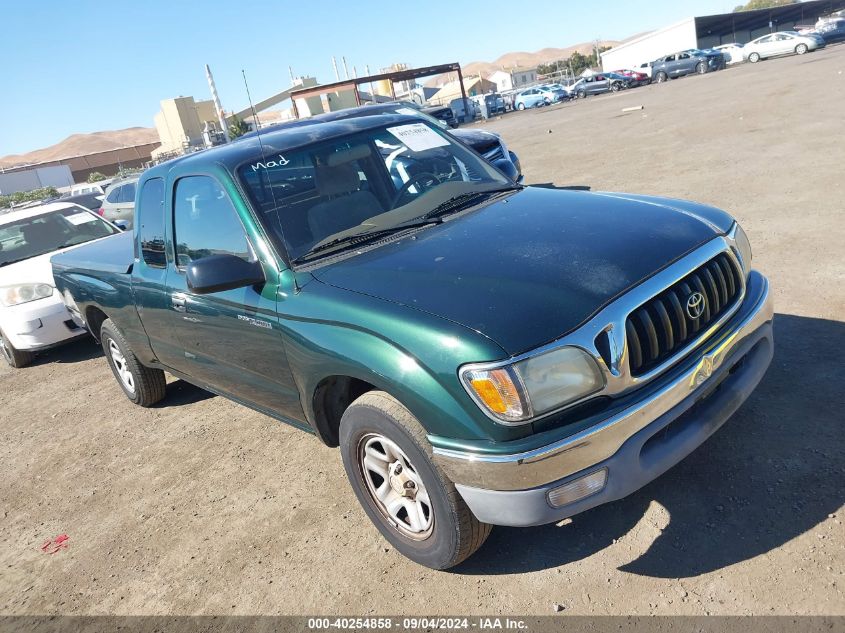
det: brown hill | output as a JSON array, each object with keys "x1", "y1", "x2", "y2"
[
  {"x1": 0, "y1": 127, "x2": 159, "y2": 168},
  {"x1": 426, "y1": 40, "x2": 620, "y2": 87}
]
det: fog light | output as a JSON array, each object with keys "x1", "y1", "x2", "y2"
[{"x1": 547, "y1": 469, "x2": 607, "y2": 507}]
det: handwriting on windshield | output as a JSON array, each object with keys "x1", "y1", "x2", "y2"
[{"x1": 251, "y1": 155, "x2": 291, "y2": 171}]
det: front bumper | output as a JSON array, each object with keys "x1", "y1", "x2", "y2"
[
  {"x1": 434, "y1": 270, "x2": 773, "y2": 527},
  {"x1": 0, "y1": 294, "x2": 87, "y2": 352}
]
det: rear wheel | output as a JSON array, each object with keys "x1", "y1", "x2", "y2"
[
  {"x1": 340, "y1": 391, "x2": 491, "y2": 570},
  {"x1": 656, "y1": 71, "x2": 668, "y2": 83},
  {"x1": 696, "y1": 61, "x2": 706, "y2": 74},
  {"x1": 795, "y1": 43, "x2": 808, "y2": 55},
  {"x1": 610, "y1": 82, "x2": 621, "y2": 92},
  {"x1": 0, "y1": 329, "x2": 34, "y2": 368},
  {"x1": 748, "y1": 52, "x2": 761, "y2": 63},
  {"x1": 100, "y1": 319, "x2": 166, "y2": 407}
]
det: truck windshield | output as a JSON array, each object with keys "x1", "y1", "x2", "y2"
[
  {"x1": 237, "y1": 121, "x2": 513, "y2": 262},
  {"x1": 0, "y1": 207, "x2": 119, "y2": 267}
]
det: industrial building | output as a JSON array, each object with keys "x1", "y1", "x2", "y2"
[
  {"x1": 488, "y1": 67, "x2": 538, "y2": 93},
  {"x1": 601, "y1": 0, "x2": 845, "y2": 71}
]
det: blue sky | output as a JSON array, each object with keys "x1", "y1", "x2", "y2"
[{"x1": 1, "y1": 0, "x2": 736, "y2": 156}]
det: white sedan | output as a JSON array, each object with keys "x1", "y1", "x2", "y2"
[
  {"x1": 714, "y1": 43, "x2": 746, "y2": 64},
  {"x1": 0, "y1": 202, "x2": 121, "y2": 368},
  {"x1": 744, "y1": 31, "x2": 825, "y2": 63}
]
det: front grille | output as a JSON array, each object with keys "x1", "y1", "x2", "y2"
[{"x1": 625, "y1": 252, "x2": 742, "y2": 376}]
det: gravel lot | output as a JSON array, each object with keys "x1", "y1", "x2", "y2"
[{"x1": 2, "y1": 45, "x2": 844, "y2": 616}]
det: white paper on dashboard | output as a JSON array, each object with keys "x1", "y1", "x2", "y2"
[
  {"x1": 387, "y1": 123, "x2": 450, "y2": 152},
  {"x1": 65, "y1": 212, "x2": 98, "y2": 225}
]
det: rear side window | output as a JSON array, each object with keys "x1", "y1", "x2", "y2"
[
  {"x1": 106, "y1": 187, "x2": 121, "y2": 203},
  {"x1": 137, "y1": 179, "x2": 166, "y2": 268},
  {"x1": 119, "y1": 182, "x2": 136, "y2": 204},
  {"x1": 173, "y1": 176, "x2": 251, "y2": 269}
]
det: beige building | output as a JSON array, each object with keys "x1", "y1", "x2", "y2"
[
  {"x1": 151, "y1": 96, "x2": 222, "y2": 161},
  {"x1": 429, "y1": 76, "x2": 497, "y2": 106},
  {"x1": 488, "y1": 67, "x2": 538, "y2": 92}
]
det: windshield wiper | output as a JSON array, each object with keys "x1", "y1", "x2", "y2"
[
  {"x1": 293, "y1": 220, "x2": 438, "y2": 264},
  {"x1": 413, "y1": 185, "x2": 521, "y2": 223}
]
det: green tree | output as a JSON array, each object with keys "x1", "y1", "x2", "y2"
[
  {"x1": 228, "y1": 114, "x2": 250, "y2": 139},
  {"x1": 87, "y1": 171, "x2": 107, "y2": 183},
  {"x1": 0, "y1": 186, "x2": 59, "y2": 209},
  {"x1": 733, "y1": 0, "x2": 798, "y2": 12}
]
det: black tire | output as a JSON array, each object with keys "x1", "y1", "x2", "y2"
[
  {"x1": 577, "y1": 90, "x2": 586, "y2": 99},
  {"x1": 656, "y1": 71, "x2": 668, "y2": 83},
  {"x1": 0, "y1": 328, "x2": 34, "y2": 368},
  {"x1": 339, "y1": 391, "x2": 491, "y2": 570},
  {"x1": 610, "y1": 82, "x2": 621, "y2": 92},
  {"x1": 100, "y1": 319, "x2": 166, "y2": 407},
  {"x1": 516, "y1": 102, "x2": 525, "y2": 111},
  {"x1": 696, "y1": 61, "x2": 706, "y2": 74},
  {"x1": 795, "y1": 43, "x2": 808, "y2": 55},
  {"x1": 748, "y1": 52, "x2": 761, "y2": 63}
]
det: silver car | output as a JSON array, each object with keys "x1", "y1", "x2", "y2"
[
  {"x1": 99, "y1": 176, "x2": 139, "y2": 228},
  {"x1": 744, "y1": 31, "x2": 825, "y2": 63}
]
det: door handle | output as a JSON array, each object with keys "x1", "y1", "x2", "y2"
[{"x1": 171, "y1": 295, "x2": 187, "y2": 313}]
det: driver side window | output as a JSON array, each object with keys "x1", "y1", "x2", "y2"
[{"x1": 173, "y1": 176, "x2": 252, "y2": 269}]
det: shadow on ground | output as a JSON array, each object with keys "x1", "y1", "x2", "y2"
[
  {"x1": 455, "y1": 313, "x2": 845, "y2": 577},
  {"x1": 158, "y1": 379, "x2": 215, "y2": 407},
  {"x1": 30, "y1": 337, "x2": 102, "y2": 366}
]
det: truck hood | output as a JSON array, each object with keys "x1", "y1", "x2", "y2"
[{"x1": 311, "y1": 187, "x2": 734, "y2": 356}]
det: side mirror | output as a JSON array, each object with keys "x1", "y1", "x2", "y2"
[
  {"x1": 186, "y1": 254, "x2": 265, "y2": 295},
  {"x1": 113, "y1": 220, "x2": 129, "y2": 231},
  {"x1": 491, "y1": 157, "x2": 519, "y2": 182}
]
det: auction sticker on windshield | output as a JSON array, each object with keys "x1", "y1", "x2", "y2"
[
  {"x1": 65, "y1": 212, "x2": 99, "y2": 225},
  {"x1": 387, "y1": 123, "x2": 450, "y2": 152}
]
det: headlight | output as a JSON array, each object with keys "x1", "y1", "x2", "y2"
[
  {"x1": 732, "y1": 223, "x2": 753, "y2": 271},
  {"x1": 0, "y1": 283, "x2": 54, "y2": 307},
  {"x1": 461, "y1": 346, "x2": 605, "y2": 425}
]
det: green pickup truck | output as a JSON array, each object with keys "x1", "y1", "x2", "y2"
[{"x1": 51, "y1": 113, "x2": 774, "y2": 569}]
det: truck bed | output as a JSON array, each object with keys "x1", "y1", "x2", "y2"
[{"x1": 51, "y1": 230, "x2": 134, "y2": 276}]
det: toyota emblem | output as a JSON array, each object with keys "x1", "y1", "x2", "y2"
[{"x1": 686, "y1": 292, "x2": 706, "y2": 319}]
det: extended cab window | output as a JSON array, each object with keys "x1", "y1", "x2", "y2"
[
  {"x1": 173, "y1": 176, "x2": 251, "y2": 269},
  {"x1": 137, "y1": 178, "x2": 165, "y2": 268}
]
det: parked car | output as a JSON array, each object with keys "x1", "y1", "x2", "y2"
[
  {"x1": 713, "y1": 43, "x2": 746, "y2": 64},
  {"x1": 99, "y1": 176, "x2": 140, "y2": 228},
  {"x1": 811, "y1": 17, "x2": 845, "y2": 43},
  {"x1": 743, "y1": 31, "x2": 825, "y2": 63},
  {"x1": 420, "y1": 103, "x2": 458, "y2": 128},
  {"x1": 636, "y1": 62, "x2": 654, "y2": 79},
  {"x1": 651, "y1": 49, "x2": 726, "y2": 82},
  {"x1": 0, "y1": 202, "x2": 120, "y2": 367},
  {"x1": 572, "y1": 73, "x2": 631, "y2": 98},
  {"x1": 240, "y1": 101, "x2": 523, "y2": 183},
  {"x1": 513, "y1": 87, "x2": 547, "y2": 110},
  {"x1": 613, "y1": 69, "x2": 651, "y2": 86},
  {"x1": 536, "y1": 84, "x2": 568, "y2": 104},
  {"x1": 64, "y1": 180, "x2": 113, "y2": 197},
  {"x1": 53, "y1": 192, "x2": 104, "y2": 213},
  {"x1": 52, "y1": 113, "x2": 773, "y2": 569}
]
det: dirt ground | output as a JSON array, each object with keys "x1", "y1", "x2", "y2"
[{"x1": 2, "y1": 46, "x2": 844, "y2": 616}]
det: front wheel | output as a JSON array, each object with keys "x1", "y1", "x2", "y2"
[
  {"x1": 0, "y1": 329, "x2": 34, "y2": 368},
  {"x1": 339, "y1": 391, "x2": 491, "y2": 570},
  {"x1": 100, "y1": 319, "x2": 166, "y2": 407},
  {"x1": 748, "y1": 52, "x2": 761, "y2": 63},
  {"x1": 516, "y1": 102, "x2": 525, "y2": 110},
  {"x1": 795, "y1": 43, "x2": 808, "y2": 55},
  {"x1": 655, "y1": 71, "x2": 668, "y2": 83},
  {"x1": 577, "y1": 90, "x2": 586, "y2": 99}
]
